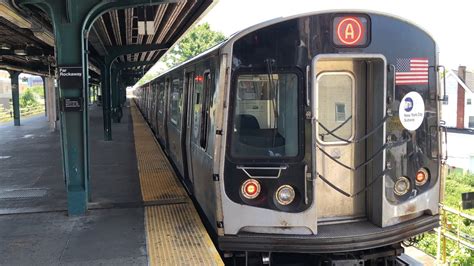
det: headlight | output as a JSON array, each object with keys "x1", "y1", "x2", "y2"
[
  {"x1": 394, "y1": 176, "x2": 411, "y2": 196},
  {"x1": 241, "y1": 179, "x2": 261, "y2": 199},
  {"x1": 275, "y1": 185, "x2": 295, "y2": 205}
]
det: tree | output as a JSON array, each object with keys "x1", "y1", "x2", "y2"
[
  {"x1": 29, "y1": 85, "x2": 45, "y2": 98},
  {"x1": 133, "y1": 23, "x2": 225, "y2": 87},
  {"x1": 136, "y1": 70, "x2": 160, "y2": 86},
  {"x1": 162, "y1": 22, "x2": 225, "y2": 68},
  {"x1": 20, "y1": 89, "x2": 38, "y2": 108}
]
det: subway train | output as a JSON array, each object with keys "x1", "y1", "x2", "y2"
[{"x1": 135, "y1": 10, "x2": 445, "y2": 265}]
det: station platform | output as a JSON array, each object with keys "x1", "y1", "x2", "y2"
[{"x1": 0, "y1": 103, "x2": 223, "y2": 265}]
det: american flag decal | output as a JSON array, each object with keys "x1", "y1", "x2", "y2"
[{"x1": 395, "y1": 58, "x2": 429, "y2": 85}]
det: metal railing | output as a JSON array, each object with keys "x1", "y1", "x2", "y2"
[{"x1": 436, "y1": 203, "x2": 474, "y2": 264}]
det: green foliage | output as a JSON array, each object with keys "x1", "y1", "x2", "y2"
[
  {"x1": 415, "y1": 171, "x2": 474, "y2": 265},
  {"x1": 136, "y1": 70, "x2": 160, "y2": 87},
  {"x1": 28, "y1": 85, "x2": 44, "y2": 98},
  {"x1": 20, "y1": 89, "x2": 39, "y2": 108},
  {"x1": 162, "y1": 23, "x2": 226, "y2": 68},
  {"x1": 134, "y1": 23, "x2": 225, "y2": 87}
]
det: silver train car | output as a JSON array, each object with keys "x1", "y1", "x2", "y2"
[{"x1": 135, "y1": 11, "x2": 445, "y2": 265}]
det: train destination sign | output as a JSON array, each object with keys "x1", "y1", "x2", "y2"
[{"x1": 333, "y1": 16, "x2": 368, "y2": 47}]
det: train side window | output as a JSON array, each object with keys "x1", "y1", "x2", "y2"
[
  {"x1": 200, "y1": 71, "x2": 212, "y2": 149},
  {"x1": 170, "y1": 78, "x2": 182, "y2": 129},
  {"x1": 316, "y1": 72, "x2": 354, "y2": 143}
]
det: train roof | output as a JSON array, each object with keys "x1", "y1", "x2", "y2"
[{"x1": 139, "y1": 9, "x2": 436, "y2": 87}]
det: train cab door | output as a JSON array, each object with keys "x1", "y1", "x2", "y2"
[
  {"x1": 183, "y1": 71, "x2": 195, "y2": 186},
  {"x1": 312, "y1": 55, "x2": 386, "y2": 224}
]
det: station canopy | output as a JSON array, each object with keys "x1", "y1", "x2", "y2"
[{"x1": 0, "y1": 1, "x2": 213, "y2": 82}]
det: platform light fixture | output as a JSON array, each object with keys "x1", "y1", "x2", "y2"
[
  {"x1": 0, "y1": 43, "x2": 11, "y2": 50},
  {"x1": 137, "y1": 6, "x2": 155, "y2": 36},
  {"x1": 14, "y1": 49, "x2": 27, "y2": 56}
]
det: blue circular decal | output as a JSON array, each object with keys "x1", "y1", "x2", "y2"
[{"x1": 404, "y1": 97, "x2": 414, "y2": 112}]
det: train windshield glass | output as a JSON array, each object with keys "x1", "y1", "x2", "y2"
[{"x1": 230, "y1": 73, "x2": 298, "y2": 158}]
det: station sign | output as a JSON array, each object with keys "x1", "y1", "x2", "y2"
[
  {"x1": 60, "y1": 97, "x2": 83, "y2": 112},
  {"x1": 59, "y1": 66, "x2": 83, "y2": 90},
  {"x1": 333, "y1": 15, "x2": 369, "y2": 47}
]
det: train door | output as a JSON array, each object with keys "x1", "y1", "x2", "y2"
[
  {"x1": 154, "y1": 83, "x2": 159, "y2": 135},
  {"x1": 185, "y1": 72, "x2": 195, "y2": 185},
  {"x1": 156, "y1": 82, "x2": 165, "y2": 145},
  {"x1": 179, "y1": 72, "x2": 190, "y2": 183},
  {"x1": 150, "y1": 85, "x2": 156, "y2": 132},
  {"x1": 163, "y1": 78, "x2": 170, "y2": 151},
  {"x1": 167, "y1": 78, "x2": 182, "y2": 170},
  {"x1": 312, "y1": 55, "x2": 386, "y2": 224}
]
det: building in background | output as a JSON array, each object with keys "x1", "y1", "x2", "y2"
[
  {"x1": 0, "y1": 71, "x2": 32, "y2": 110},
  {"x1": 26, "y1": 76, "x2": 43, "y2": 87},
  {"x1": 0, "y1": 71, "x2": 10, "y2": 109},
  {"x1": 441, "y1": 66, "x2": 474, "y2": 173}
]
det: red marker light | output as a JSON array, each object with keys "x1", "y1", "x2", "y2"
[
  {"x1": 195, "y1": 75, "x2": 204, "y2": 82},
  {"x1": 241, "y1": 179, "x2": 261, "y2": 199},
  {"x1": 415, "y1": 168, "x2": 429, "y2": 186}
]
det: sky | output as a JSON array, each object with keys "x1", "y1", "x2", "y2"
[{"x1": 148, "y1": 0, "x2": 472, "y2": 78}]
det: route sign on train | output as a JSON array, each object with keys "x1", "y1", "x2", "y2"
[{"x1": 333, "y1": 15, "x2": 369, "y2": 47}]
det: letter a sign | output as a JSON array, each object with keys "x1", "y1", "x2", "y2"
[{"x1": 333, "y1": 16, "x2": 368, "y2": 47}]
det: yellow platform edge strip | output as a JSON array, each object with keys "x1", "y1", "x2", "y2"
[{"x1": 130, "y1": 103, "x2": 224, "y2": 266}]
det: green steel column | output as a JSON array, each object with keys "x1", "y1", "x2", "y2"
[
  {"x1": 121, "y1": 84, "x2": 126, "y2": 105},
  {"x1": 19, "y1": 0, "x2": 97, "y2": 215},
  {"x1": 100, "y1": 63, "x2": 112, "y2": 140},
  {"x1": 117, "y1": 78, "x2": 123, "y2": 121},
  {"x1": 111, "y1": 67, "x2": 120, "y2": 123},
  {"x1": 58, "y1": 25, "x2": 88, "y2": 215},
  {"x1": 18, "y1": 0, "x2": 175, "y2": 217},
  {"x1": 10, "y1": 71, "x2": 20, "y2": 126}
]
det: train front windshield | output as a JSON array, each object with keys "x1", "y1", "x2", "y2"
[{"x1": 230, "y1": 73, "x2": 299, "y2": 158}]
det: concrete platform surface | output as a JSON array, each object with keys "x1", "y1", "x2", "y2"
[
  {"x1": 0, "y1": 208, "x2": 147, "y2": 266},
  {"x1": 0, "y1": 105, "x2": 148, "y2": 265}
]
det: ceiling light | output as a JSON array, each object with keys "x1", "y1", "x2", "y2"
[
  {"x1": 14, "y1": 49, "x2": 27, "y2": 56},
  {"x1": 0, "y1": 43, "x2": 11, "y2": 50}
]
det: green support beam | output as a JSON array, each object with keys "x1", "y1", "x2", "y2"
[
  {"x1": 100, "y1": 63, "x2": 112, "y2": 140},
  {"x1": 98, "y1": 44, "x2": 168, "y2": 135},
  {"x1": 18, "y1": 0, "x2": 177, "y2": 216},
  {"x1": 9, "y1": 71, "x2": 20, "y2": 126},
  {"x1": 116, "y1": 61, "x2": 155, "y2": 69},
  {"x1": 110, "y1": 66, "x2": 121, "y2": 123},
  {"x1": 106, "y1": 44, "x2": 169, "y2": 63}
]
